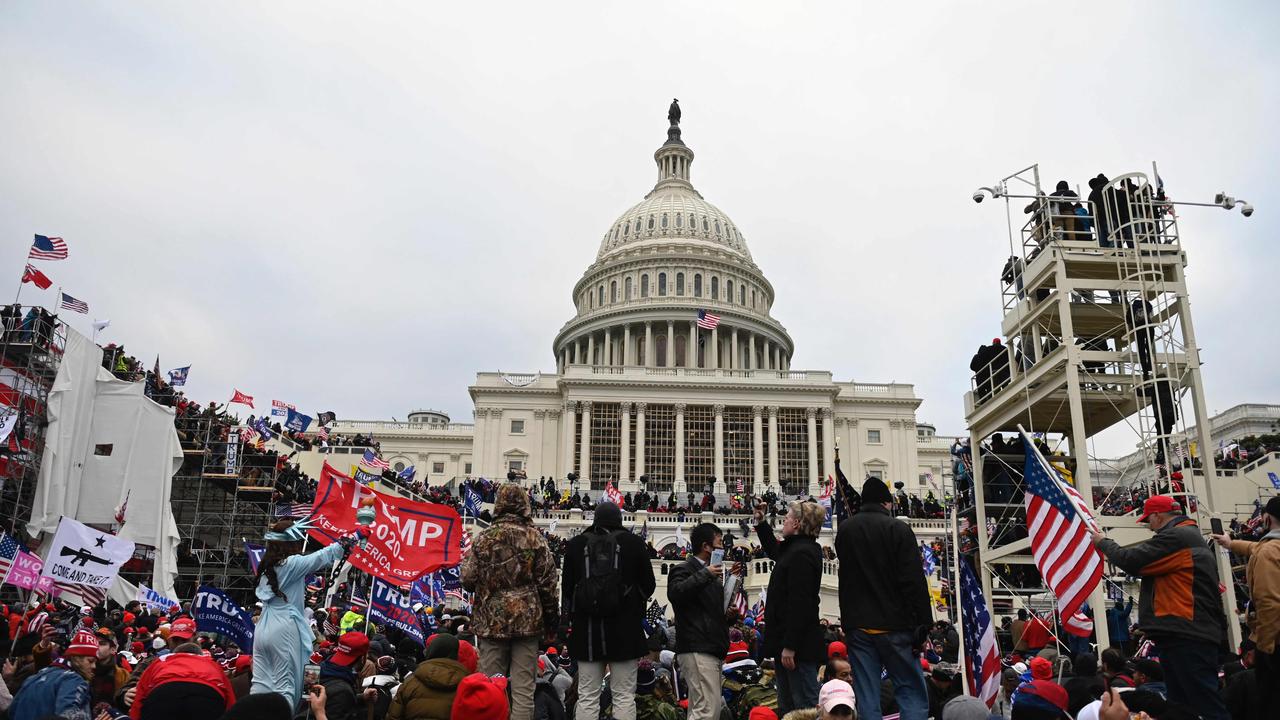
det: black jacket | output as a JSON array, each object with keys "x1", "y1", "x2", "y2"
[
  {"x1": 834, "y1": 504, "x2": 932, "y2": 633},
  {"x1": 755, "y1": 522, "x2": 824, "y2": 662},
  {"x1": 666, "y1": 556, "x2": 730, "y2": 657},
  {"x1": 562, "y1": 524, "x2": 657, "y2": 661}
]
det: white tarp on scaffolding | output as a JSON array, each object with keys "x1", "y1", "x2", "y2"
[{"x1": 29, "y1": 328, "x2": 182, "y2": 599}]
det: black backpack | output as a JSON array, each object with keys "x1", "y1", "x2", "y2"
[{"x1": 572, "y1": 529, "x2": 626, "y2": 617}]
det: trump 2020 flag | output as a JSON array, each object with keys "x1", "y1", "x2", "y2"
[
  {"x1": 285, "y1": 407, "x2": 313, "y2": 433},
  {"x1": 167, "y1": 366, "x2": 190, "y2": 387},
  {"x1": 370, "y1": 578, "x2": 425, "y2": 646},
  {"x1": 41, "y1": 516, "x2": 135, "y2": 589},
  {"x1": 194, "y1": 585, "x2": 255, "y2": 652}
]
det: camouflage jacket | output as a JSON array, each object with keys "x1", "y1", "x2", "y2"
[{"x1": 461, "y1": 484, "x2": 559, "y2": 639}]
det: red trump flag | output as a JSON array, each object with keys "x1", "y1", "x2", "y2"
[{"x1": 309, "y1": 463, "x2": 462, "y2": 584}]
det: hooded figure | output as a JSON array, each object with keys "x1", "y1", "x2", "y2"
[{"x1": 386, "y1": 634, "x2": 469, "y2": 720}]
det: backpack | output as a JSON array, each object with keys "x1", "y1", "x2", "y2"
[{"x1": 572, "y1": 529, "x2": 626, "y2": 617}]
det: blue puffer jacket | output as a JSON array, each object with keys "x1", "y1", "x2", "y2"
[{"x1": 9, "y1": 664, "x2": 92, "y2": 720}]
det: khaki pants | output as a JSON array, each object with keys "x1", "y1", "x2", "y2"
[
  {"x1": 478, "y1": 635, "x2": 539, "y2": 720},
  {"x1": 577, "y1": 658, "x2": 638, "y2": 720},
  {"x1": 678, "y1": 652, "x2": 724, "y2": 720}
]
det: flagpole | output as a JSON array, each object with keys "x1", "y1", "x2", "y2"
[{"x1": 950, "y1": 504, "x2": 970, "y2": 696}]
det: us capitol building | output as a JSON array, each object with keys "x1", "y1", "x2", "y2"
[{"x1": 321, "y1": 104, "x2": 954, "y2": 498}]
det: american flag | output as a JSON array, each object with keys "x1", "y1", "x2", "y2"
[
  {"x1": 362, "y1": 449, "x2": 390, "y2": 471},
  {"x1": 696, "y1": 309, "x2": 720, "y2": 330},
  {"x1": 274, "y1": 502, "x2": 312, "y2": 518},
  {"x1": 0, "y1": 533, "x2": 19, "y2": 583},
  {"x1": 733, "y1": 585, "x2": 748, "y2": 618},
  {"x1": 318, "y1": 426, "x2": 330, "y2": 441},
  {"x1": 460, "y1": 528, "x2": 473, "y2": 558},
  {"x1": 959, "y1": 557, "x2": 1000, "y2": 707},
  {"x1": 60, "y1": 292, "x2": 89, "y2": 314},
  {"x1": 53, "y1": 581, "x2": 107, "y2": 608},
  {"x1": 1022, "y1": 435, "x2": 1102, "y2": 637},
  {"x1": 29, "y1": 234, "x2": 68, "y2": 261},
  {"x1": 24, "y1": 610, "x2": 49, "y2": 635}
]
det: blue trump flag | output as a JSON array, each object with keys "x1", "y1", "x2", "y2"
[
  {"x1": 285, "y1": 408, "x2": 313, "y2": 433},
  {"x1": 194, "y1": 585, "x2": 255, "y2": 652},
  {"x1": 244, "y1": 541, "x2": 265, "y2": 574},
  {"x1": 370, "y1": 578, "x2": 425, "y2": 646}
]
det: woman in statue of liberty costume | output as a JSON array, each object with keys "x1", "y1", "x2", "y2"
[{"x1": 250, "y1": 516, "x2": 358, "y2": 707}]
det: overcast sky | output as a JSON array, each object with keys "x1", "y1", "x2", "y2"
[{"x1": 2, "y1": 2, "x2": 1276, "y2": 458}]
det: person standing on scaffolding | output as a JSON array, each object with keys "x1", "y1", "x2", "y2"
[{"x1": 250, "y1": 517, "x2": 362, "y2": 708}]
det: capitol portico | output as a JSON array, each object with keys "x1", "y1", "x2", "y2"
[{"x1": 309, "y1": 105, "x2": 947, "y2": 499}]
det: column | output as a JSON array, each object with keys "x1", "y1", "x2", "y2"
[
  {"x1": 730, "y1": 328, "x2": 739, "y2": 369},
  {"x1": 546, "y1": 408, "x2": 560, "y2": 477},
  {"x1": 767, "y1": 406, "x2": 780, "y2": 489},
  {"x1": 748, "y1": 334, "x2": 757, "y2": 370},
  {"x1": 644, "y1": 322, "x2": 654, "y2": 366},
  {"x1": 489, "y1": 409, "x2": 504, "y2": 477},
  {"x1": 752, "y1": 405, "x2": 765, "y2": 492},
  {"x1": 635, "y1": 402, "x2": 647, "y2": 481},
  {"x1": 674, "y1": 402, "x2": 686, "y2": 492},
  {"x1": 587, "y1": 334, "x2": 595, "y2": 366},
  {"x1": 561, "y1": 401, "x2": 576, "y2": 477},
  {"x1": 473, "y1": 408, "x2": 489, "y2": 478},
  {"x1": 573, "y1": 340, "x2": 581, "y2": 364},
  {"x1": 806, "y1": 407, "x2": 819, "y2": 495},
  {"x1": 623, "y1": 325, "x2": 632, "y2": 367},
  {"x1": 665, "y1": 320, "x2": 675, "y2": 367},
  {"x1": 821, "y1": 407, "x2": 835, "y2": 483},
  {"x1": 579, "y1": 401, "x2": 592, "y2": 481},
  {"x1": 713, "y1": 404, "x2": 725, "y2": 493},
  {"x1": 763, "y1": 339, "x2": 772, "y2": 370},
  {"x1": 619, "y1": 402, "x2": 631, "y2": 487},
  {"x1": 604, "y1": 328, "x2": 612, "y2": 366},
  {"x1": 532, "y1": 409, "x2": 546, "y2": 477},
  {"x1": 774, "y1": 346, "x2": 782, "y2": 371},
  {"x1": 710, "y1": 326, "x2": 719, "y2": 370},
  {"x1": 689, "y1": 320, "x2": 697, "y2": 368}
]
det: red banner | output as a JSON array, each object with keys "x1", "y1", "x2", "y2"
[{"x1": 309, "y1": 463, "x2": 462, "y2": 584}]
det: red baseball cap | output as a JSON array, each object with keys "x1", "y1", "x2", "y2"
[
  {"x1": 330, "y1": 631, "x2": 370, "y2": 667},
  {"x1": 1138, "y1": 495, "x2": 1179, "y2": 522},
  {"x1": 827, "y1": 640, "x2": 847, "y2": 659},
  {"x1": 170, "y1": 617, "x2": 197, "y2": 640}
]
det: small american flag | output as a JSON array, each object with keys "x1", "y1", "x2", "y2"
[
  {"x1": 60, "y1": 292, "x2": 89, "y2": 314},
  {"x1": 0, "y1": 533, "x2": 19, "y2": 583},
  {"x1": 24, "y1": 611, "x2": 49, "y2": 635},
  {"x1": 960, "y1": 557, "x2": 1000, "y2": 707},
  {"x1": 29, "y1": 234, "x2": 68, "y2": 261},
  {"x1": 460, "y1": 528, "x2": 473, "y2": 558},
  {"x1": 696, "y1": 309, "x2": 720, "y2": 330},
  {"x1": 1023, "y1": 434, "x2": 1102, "y2": 636},
  {"x1": 318, "y1": 426, "x2": 330, "y2": 441},
  {"x1": 733, "y1": 585, "x2": 748, "y2": 618},
  {"x1": 274, "y1": 502, "x2": 312, "y2": 518},
  {"x1": 362, "y1": 449, "x2": 390, "y2": 471},
  {"x1": 53, "y1": 581, "x2": 107, "y2": 608}
]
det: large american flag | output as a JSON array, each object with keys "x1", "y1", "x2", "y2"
[
  {"x1": 362, "y1": 449, "x2": 390, "y2": 471},
  {"x1": 1022, "y1": 436, "x2": 1102, "y2": 636},
  {"x1": 0, "y1": 533, "x2": 20, "y2": 583},
  {"x1": 959, "y1": 557, "x2": 1000, "y2": 707},
  {"x1": 29, "y1": 234, "x2": 68, "y2": 261},
  {"x1": 696, "y1": 309, "x2": 720, "y2": 330}
]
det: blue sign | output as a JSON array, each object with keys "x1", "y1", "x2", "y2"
[
  {"x1": 285, "y1": 408, "x2": 313, "y2": 433},
  {"x1": 194, "y1": 585, "x2": 255, "y2": 652},
  {"x1": 370, "y1": 578, "x2": 424, "y2": 646},
  {"x1": 1269, "y1": 472, "x2": 1280, "y2": 490}
]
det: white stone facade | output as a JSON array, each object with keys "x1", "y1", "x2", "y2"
[{"x1": 318, "y1": 115, "x2": 937, "y2": 497}]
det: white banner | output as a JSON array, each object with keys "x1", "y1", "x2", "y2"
[
  {"x1": 0, "y1": 411, "x2": 19, "y2": 445},
  {"x1": 42, "y1": 516, "x2": 135, "y2": 589},
  {"x1": 226, "y1": 429, "x2": 239, "y2": 475},
  {"x1": 137, "y1": 583, "x2": 180, "y2": 611},
  {"x1": 270, "y1": 399, "x2": 295, "y2": 417}
]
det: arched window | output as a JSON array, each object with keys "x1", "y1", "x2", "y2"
[
  {"x1": 711, "y1": 276, "x2": 719, "y2": 300},
  {"x1": 739, "y1": 285, "x2": 746, "y2": 304},
  {"x1": 588, "y1": 292, "x2": 593, "y2": 309},
  {"x1": 599, "y1": 286, "x2": 605, "y2": 306},
  {"x1": 641, "y1": 274, "x2": 650, "y2": 297},
  {"x1": 693, "y1": 274, "x2": 702, "y2": 298},
  {"x1": 647, "y1": 215, "x2": 655, "y2": 230},
  {"x1": 751, "y1": 289, "x2": 756, "y2": 308},
  {"x1": 613, "y1": 226, "x2": 619, "y2": 240},
  {"x1": 635, "y1": 335, "x2": 646, "y2": 365},
  {"x1": 675, "y1": 213, "x2": 683, "y2": 228},
  {"x1": 656, "y1": 335, "x2": 668, "y2": 367},
  {"x1": 726, "y1": 279, "x2": 734, "y2": 303},
  {"x1": 676, "y1": 272, "x2": 685, "y2": 296},
  {"x1": 714, "y1": 220, "x2": 721, "y2": 236},
  {"x1": 674, "y1": 335, "x2": 687, "y2": 367},
  {"x1": 610, "y1": 281, "x2": 617, "y2": 303},
  {"x1": 661, "y1": 213, "x2": 668, "y2": 229},
  {"x1": 623, "y1": 221, "x2": 630, "y2": 236},
  {"x1": 702, "y1": 216, "x2": 709, "y2": 232},
  {"x1": 658, "y1": 273, "x2": 667, "y2": 296},
  {"x1": 624, "y1": 276, "x2": 632, "y2": 300},
  {"x1": 689, "y1": 213, "x2": 696, "y2": 229}
]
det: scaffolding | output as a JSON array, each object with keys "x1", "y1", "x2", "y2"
[
  {"x1": 965, "y1": 164, "x2": 1242, "y2": 652},
  {"x1": 0, "y1": 305, "x2": 66, "y2": 540}
]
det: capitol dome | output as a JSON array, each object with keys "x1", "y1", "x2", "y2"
[{"x1": 554, "y1": 103, "x2": 793, "y2": 373}]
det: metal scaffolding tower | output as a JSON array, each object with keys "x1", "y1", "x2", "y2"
[{"x1": 965, "y1": 164, "x2": 1243, "y2": 652}]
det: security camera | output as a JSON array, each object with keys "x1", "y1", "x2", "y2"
[
  {"x1": 972, "y1": 191, "x2": 985, "y2": 204},
  {"x1": 1240, "y1": 202, "x2": 1254, "y2": 217},
  {"x1": 972, "y1": 186, "x2": 1001, "y2": 204}
]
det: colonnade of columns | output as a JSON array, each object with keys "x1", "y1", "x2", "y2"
[
  {"x1": 561, "y1": 401, "x2": 834, "y2": 494},
  {"x1": 559, "y1": 320, "x2": 790, "y2": 373}
]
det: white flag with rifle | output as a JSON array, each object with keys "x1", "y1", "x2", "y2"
[{"x1": 41, "y1": 516, "x2": 135, "y2": 590}]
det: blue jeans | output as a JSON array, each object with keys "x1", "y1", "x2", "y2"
[
  {"x1": 1154, "y1": 636, "x2": 1229, "y2": 720},
  {"x1": 774, "y1": 660, "x2": 819, "y2": 716},
  {"x1": 847, "y1": 629, "x2": 929, "y2": 720}
]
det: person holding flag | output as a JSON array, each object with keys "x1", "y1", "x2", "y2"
[{"x1": 250, "y1": 516, "x2": 364, "y2": 709}]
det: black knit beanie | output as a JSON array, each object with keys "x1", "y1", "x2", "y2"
[{"x1": 861, "y1": 477, "x2": 893, "y2": 505}]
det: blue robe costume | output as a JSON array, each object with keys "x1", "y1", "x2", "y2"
[{"x1": 250, "y1": 541, "x2": 345, "y2": 707}]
